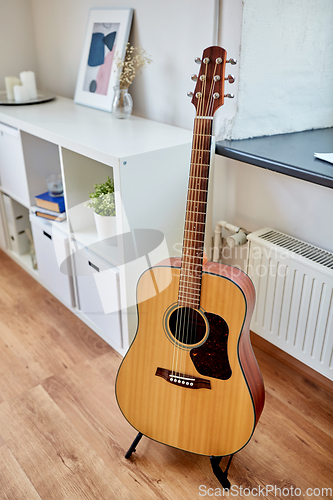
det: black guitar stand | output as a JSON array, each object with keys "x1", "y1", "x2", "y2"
[
  {"x1": 125, "y1": 432, "x2": 234, "y2": 490},
  {"x1": 210, "y1": 454, "x2": 233, "y2": 490},
  {"x1": 125, "y1": 432, "x2": 143, "y2": 459}
]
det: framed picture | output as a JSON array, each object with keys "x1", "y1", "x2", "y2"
[{"x1": 74, "y1": 8, "x2": 133, "y2": 112}]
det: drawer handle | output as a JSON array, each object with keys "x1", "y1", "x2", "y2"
[
  {"x1": 43, "y1": 230, "x2": 52, "y2": 240},
  {"x1": 88, "y1": 260, "x2": 99, "y2": 272}
]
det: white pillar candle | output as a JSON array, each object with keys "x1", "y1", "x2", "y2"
[
  {"x1": 4, "y1": 76, "x2": 21, "y2": 100},
  {"x1": 19, "y1": 71, "x2": 37, "y2": 99},
  {"x1": 13, "y1": 85, "x2": 29, "y2": 102}
]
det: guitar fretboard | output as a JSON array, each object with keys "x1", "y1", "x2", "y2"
[{"x1": 178, "y1": 117, "x2": 213, "y2": 308}]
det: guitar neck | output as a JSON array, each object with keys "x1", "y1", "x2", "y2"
[{"x1": 178, "y1": 117, "x2": 213, "y2": 308}]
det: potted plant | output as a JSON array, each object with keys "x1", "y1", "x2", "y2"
[{"x1": 86, "y1": 176, "x2": 117, "y2": 240}]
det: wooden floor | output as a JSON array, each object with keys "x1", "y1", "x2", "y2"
[{"x1": 0, "y1": 250, "x2": 332, "y2": 500}]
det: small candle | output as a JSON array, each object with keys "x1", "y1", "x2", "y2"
[
  {"x1": 13, "y1": 85, "x2": 29, "y2": 102},
  {"x1": 19, "y1": 71, "x2": 37, "y2": 100},
  {"x1": 5, "y1": 76, "x2": 21, "y2": 100}
]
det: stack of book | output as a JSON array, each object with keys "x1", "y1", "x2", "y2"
[{"x1": 31, "y1": 192, "x2": 66, "y2": 222}]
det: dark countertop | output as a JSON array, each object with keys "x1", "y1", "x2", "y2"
[{"x1": 216, "y1": 128, "x2": 333, "y2": 189}]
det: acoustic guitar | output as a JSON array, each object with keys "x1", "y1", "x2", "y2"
[{"x1": 116, "y1": 46, "x2": 265, "y2": 459}]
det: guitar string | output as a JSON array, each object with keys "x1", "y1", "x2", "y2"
[
  {"x1": 172, "y1": 57, "x2": 220, "y2": 380},
  {"x1": 186, "y1": 91, "x2": 204, "y2": 376},
  {"x1": 182, "y1": 113, "x2": 201, "y2": 376},
  {"x1": 187, "y1": 82, "x2": 205, "y2": 374},
  {"x1": 181, "y1": 60, "x2": 218, "y2": 377},
  {"x1": 177, "y1": 116, "x2": 202, "y2": 378},
  {"x1": 182, "y1": 59, "x2": 214, "y2": 378},
  {"x1": 181, "y1": 62, "x2": 208, "y2": 378},
  {"x1": 173, "y1": 99, "x2": 205, "y2": 377},
  {"x1": 191, "y1": 65, "x2": 211, "y2": 370},
  {"x1": 172, "y1": 112, "x2": 202, "y2": 378},
  {"x1": 174, "y1": 93, "x2": 202, "y2": 378},
  {"x1": 195, "y1": 60, "x2": 217, "y2": 378},
  {"x1": 186, "y1": 67, "x2": 207, "y2": 359},
  {"x1": 205, "y1": 61, "x2": 218, "y2": 117}
]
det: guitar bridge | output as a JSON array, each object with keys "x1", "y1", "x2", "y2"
[{"x1": 155, "y1": 367, "x2": 211, "y2": 390}]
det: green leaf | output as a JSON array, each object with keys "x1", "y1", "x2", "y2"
[{"x1": 85, "y1": 176, "x2": 116, "y2": 216}]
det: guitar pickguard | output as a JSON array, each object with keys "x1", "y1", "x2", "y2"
[{"x1": 190, "y1": 312, "x2": 232, "y2": 380}]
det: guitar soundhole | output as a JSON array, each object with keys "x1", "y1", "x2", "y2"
[{"x1": 168, "y1": 307, "x2": 207, "y2": 346}]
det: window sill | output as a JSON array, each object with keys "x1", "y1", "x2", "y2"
[{"x1": 216, "y1": 127, "x2": 333, "y2": 189}]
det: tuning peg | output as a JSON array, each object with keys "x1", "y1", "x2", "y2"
[
  {"x1": 225, "y1": 74, "x2": 235, "y2": 84},
  {"x1": 224, "y1": 93, "x2": 234, "y2": 99},
  {"x1": 187, "y1": 92, "x2": 194, "y2": 98},
  {"x1": 226, "y1": 58, "x2": 237, "y2": 65},
  {"x1": 191, "y1": 74, "x2": 198, "y2": 82},
  {"x1": 194, "y1": 57, "x2": 202, "y2": 65}
]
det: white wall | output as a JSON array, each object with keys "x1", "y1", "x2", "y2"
[
  {"x1": 1, "y1": 0, "x2": 332, "y2": 137},
  {"x1": 216, "y1": 0, "x2": 333, "y2": 140},
  {"x1": 29, "y1": 0, "x2": 217, "y2": 129},
  {"x1": 0, "y1": 0, "x2": 331, "y2": 259},
  {"x1": 212, "y1": 155, "x2": 333, "y2": 254},
  {"x1": 211, "y1": 0, "x2": 333, "y2": 266},
  {"x1": 0, "y1": 0, "x2": 37, "y2": 88}
]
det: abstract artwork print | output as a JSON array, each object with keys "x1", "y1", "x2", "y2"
[{"x1": 83, "y1": 23, "x2": 120, "y2": 96}]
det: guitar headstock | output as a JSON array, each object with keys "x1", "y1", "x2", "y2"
[{"x1": 190, "y1": 46, "x2": 236, "y2": 118}]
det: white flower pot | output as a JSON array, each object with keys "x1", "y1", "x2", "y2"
[{"x1": 94, "y1": 212, "x2": 117, "y2": 242}]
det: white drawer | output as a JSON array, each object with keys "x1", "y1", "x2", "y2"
[
  {"x1": 30, "y1": 215, "x2": 75, "y2": 307},
  {"x1": 0, "y1": 123, "x2": 29, "y2": 206},
  {"x1": 0, "y1": 122, "x2": 20, "y2": 138},
  {"x1": 72, "y1": 241, "x2": 122, "y2": 348},
  {"x1": 0, "y1": 201, "x2": 6, "y2": 249},
  {"x1": 2, "y1": 194, "x2": 30, "y2": 254}
]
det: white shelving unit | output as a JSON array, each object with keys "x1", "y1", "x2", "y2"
[{"x1": 0, "y1": 96, "x2": 193, "y2": 355}]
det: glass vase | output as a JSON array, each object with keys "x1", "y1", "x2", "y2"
[{"x1": 112, "y1": 86, "x2": 133, "y2": 119}]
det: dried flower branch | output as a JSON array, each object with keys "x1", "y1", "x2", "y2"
[{"x1": 115, "y1": 43, "x2": 152, "y2": 89}]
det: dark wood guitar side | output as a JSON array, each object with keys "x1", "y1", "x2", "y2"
[{"x1": 116, "y1": 46, "x2": 265, "y2": 459}]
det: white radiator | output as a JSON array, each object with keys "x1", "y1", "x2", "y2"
[{"x1": 247, "y1": 227, "x2": 333, "y2": 381}]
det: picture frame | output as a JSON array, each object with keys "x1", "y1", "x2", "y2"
[{"x1": 74, "y1": 8, "x2": 133, "y2": 112}]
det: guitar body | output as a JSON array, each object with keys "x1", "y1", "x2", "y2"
[{"x1": 116, "y1": 258, "x2": 264, "y2": 457}]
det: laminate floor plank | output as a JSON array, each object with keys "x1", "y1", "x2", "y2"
[
  {"x1": 0, "y1": 444, "x2": 42, "y2": 500},
  {"x1": 0, "y1": 320, "x2": 82, "y2": 384},
  {"x1": 34, "y1": 292, "x2": 113, "y2": 361},
  {"x1": 0, "y1": 251, "x2": 112, "y2": 364},
  {"x1": 0, "y1": 251, "x2": 332, "y2": 499},
  {"x1": 43, "y1": 350, "x2": 333, "y2": 499},
  {"x1": 0, "y1": 431, "x2": 6, "y2": 447},
  {"x1": 241, "y1": 390, "x2": 333, "y2": 493},
  {"x1": 42, "y1": 353, "x2": 210, "y2": 500},
  {"x1": 0, "y1": 251, "x2": 112, "y2": 397},
  {"x1": 0, "y1": 334, "x2": 40, "y2": 401},
  {"x1": 0, "y1": 385, "x2": 132, "y2": 499},
  {"x1": 253, "y1": 343, "x2": 333, "y2": 438}
]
